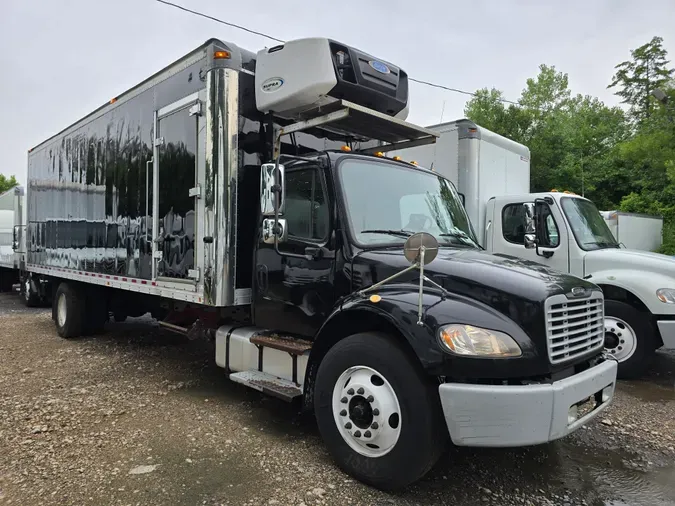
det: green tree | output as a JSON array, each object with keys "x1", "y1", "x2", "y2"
[
  {"x1": 0, "y1": 174, "x2": 18, "y2": 194},
  {"x1": 608, "y1": 36, "x2": 674, "y2": 124}
]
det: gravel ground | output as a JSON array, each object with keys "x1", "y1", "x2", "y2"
[{"x1": 0, "y1": 292, "x2": 674, "y2": 506}]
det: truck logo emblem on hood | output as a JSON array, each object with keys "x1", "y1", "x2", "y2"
[
  {"x1": 570, "y1": 286, "x2": 588, "y2": 297},
  {"x1": 368, "y1": 60, "x2": 390, "y2": 74}
]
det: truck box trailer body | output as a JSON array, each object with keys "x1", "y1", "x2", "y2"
[
  {"x1": 600, "y1": 210, "x2": 663, "y2": 252},
  {"x1": 25, "y1": 37, "x2": 617, "y2": 489},
  {"x1": 392, "y1": 119, "x2": 675, "y2": 379}
]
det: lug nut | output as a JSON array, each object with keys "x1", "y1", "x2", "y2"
[
  {"x1": 345, "y1": 422, "x2": 352, "y2": 429},
  {"x1": 339, "y1": 409, "x2": 347, "y2": 417},
  {"x1": 364, "y1": 430, "x2": 371, "y2": 438},
  {"x1": 341, "y1": 396, "x2": 347, "y2": 403},
  {"x1": 347, "y1": 388, "x2": 354, "y2": 395},
  {"x1": 371, "y1": 422, "x2": 379, "y2": 429},
  {"x1": 354, "y1": 430, "x2": 361, "y2": 438},
  {"x1": 373, "y1": 408, "x2": 380, "y2": 416},
  {"x1": 367, "y1": 395, "x2": 374, "y2": 403},
  {"x1": 357, "y1": 387, "x2": 364, "y2": 395}
]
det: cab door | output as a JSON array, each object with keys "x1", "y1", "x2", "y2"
[
  {"x1": 493, "y1": 196, "x2": 571, "y2": 273},
  {"x1": 253, "y1": 163, "x2": 336, "y2": 337}
]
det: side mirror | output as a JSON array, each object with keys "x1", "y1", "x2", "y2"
[
  {"x1": 262, "y1": 218, "x2": 287, "y2": 244},
  {"x1": 260, "y1": 163, "x2": 285, "y2": 216},
  {"x1": 523, "y1": 202, "x2": 537, "y2": 249}
]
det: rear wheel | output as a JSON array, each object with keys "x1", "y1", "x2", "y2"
[
  {"x1": 604, "y1": 299, "x2": 655, "y2": 379},
  {"x1": 23, "y1": 277, "x2": 40, "y2": 307},
  {"x1": 314, "y1": 332, "x2": 447, "y2": 490},
  {"x1": 54, "y1": 282, "x2": 85, "y2": 338}
]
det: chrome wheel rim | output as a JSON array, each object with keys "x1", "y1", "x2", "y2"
[
  {"x1": 604, "y1": 316, "x2": 637, "y2": 362},
  {"x1": 332, "y1": 365, "x2": 402, "y2": 458},
  {"x1": 57, "y1": 293, "x2": 67, "y2": 328}
]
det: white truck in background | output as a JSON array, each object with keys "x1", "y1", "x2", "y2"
[
  {"x1": 392, "y1": 119, "x2": 675, "y2": 379},
  {"x1": 0, "y1": 185, "x2": 26, "y2": 292},
  {"x1": 600, "y1": 210, "x2": 663, "y2": 252}
]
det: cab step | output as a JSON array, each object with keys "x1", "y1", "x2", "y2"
[
  {"x1": 229, "y1": 370, "x2": 303, "y2": 402},
  {"x1": 250, "y1": 333, "x2": 313, "y2": 354}
]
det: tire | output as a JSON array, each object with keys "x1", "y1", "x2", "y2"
[
  {"x1": 54, "y1": 282, "x2": 85, "y2": 338},
  {"x1": 23, "y1": 277, "x2": 40, "y2": 308},
  {"x1": 83, "y1": 292, "x2": 108, "y2": 335},
  {"x1": 604, "y1": 299, "x2": 655, "y2": 379},
  {"x1": 314, "y1": 332, "x2": 448, "y2": 490}
]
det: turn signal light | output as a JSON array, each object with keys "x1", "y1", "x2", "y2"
[
  {"x1": 374, "y1": 151, "x2": 385, "y2": 157},
  {"x1": 214, "y1": 50, "x2": 231, "y2": 59},
  {"x1": 392, "y1": 156, "x2": 402, "y2": 161},
  {"x1": 341, "y1": 145, "x2": 352, "y2": 152},
  {"x1": 410, "y1": 160, "x2": 418, "y2": 165}
]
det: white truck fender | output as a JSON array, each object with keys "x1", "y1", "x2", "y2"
[{"x1": 589, "y1": 269, "x2": 675, "y2": 316}]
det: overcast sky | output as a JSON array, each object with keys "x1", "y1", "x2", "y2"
[{"x1": 2, "y1": 0, "x2": 674, "y2": 185}]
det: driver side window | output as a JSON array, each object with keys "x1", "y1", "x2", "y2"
[
  {"x1": 284, "y1": 167, "x2": 329, "y2": 242},
  {"x1": 502, "y1": 202, "x2": 560, "y2": 247}
]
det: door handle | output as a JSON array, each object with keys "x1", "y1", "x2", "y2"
[
  {"x1": 304, "y1": 246, "x2": 335, "y2": 260},
  {"x1": 256, "y1": 265, "x2": 268, "y2": 292}
]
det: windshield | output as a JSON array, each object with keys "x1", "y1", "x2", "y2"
[
  {"x1": 338, "y1": 158, "x2": 479, "y2": 248},
  {"x1": 561, "y1": 197, "x2": 619, "y2": 250}
]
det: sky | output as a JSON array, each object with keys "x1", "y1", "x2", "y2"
[{"x1": 1, "y1": 0, "x2": 674, "y2": 185}]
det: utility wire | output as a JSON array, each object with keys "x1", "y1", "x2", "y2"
[{"x1": 155, "y1": 0, "x2": 520, "y2": 106}]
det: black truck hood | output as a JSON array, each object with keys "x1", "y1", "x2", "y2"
[
  {"x1": 349, "y1": 247, "x2": 600, "y2": 376},
  {"x1": 351, "y1": 247, "x2": 596, "y2": 304}
]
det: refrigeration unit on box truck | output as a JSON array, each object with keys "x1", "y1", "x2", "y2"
[
  {"x1": 391, "y1": 119, "x2": 675, "y2": 379},
  {"x1": 23, "y1": 37, "x2": 617, "y2": 489}
]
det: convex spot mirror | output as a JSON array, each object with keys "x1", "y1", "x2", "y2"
[
  {"x1": 404, "y1": 232, "x2": 439, "y2": 265},
  {"x1": 260, "y1": 163, "x2": 285, "y2": 216}
]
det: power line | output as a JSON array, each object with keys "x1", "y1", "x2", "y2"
[
  {"x1": 155, "y1": 0, "x2": 520, "y2": 106},
  {"x1": 156, "y1": 0, "x2": 284, "y2": 43}
]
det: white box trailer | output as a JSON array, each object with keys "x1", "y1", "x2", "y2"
[
  {"x1": 0, "y1": 185, "x2": 26, "y2": 290},
  {"x1": 600, "y1": 210, "x2": 663, "y2": 252},
  {"x1": 393, "y1": 120, "x2": 675, "y2": 379}
]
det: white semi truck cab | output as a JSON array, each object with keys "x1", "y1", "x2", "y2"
[
  {"x1": 393, "y1": 119, "x2": 675, "y2": 379},
  {"x1": 489, "y1": 191, "x2": 675, "y2": 378}
]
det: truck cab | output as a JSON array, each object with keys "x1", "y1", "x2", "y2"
[{"x1": 487, "y1": 191, "x2": 675, "y2": 378}]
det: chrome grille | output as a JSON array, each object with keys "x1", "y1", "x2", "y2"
[{"x1": 545, "y1": 292, "x2": 604, "y2": 364}]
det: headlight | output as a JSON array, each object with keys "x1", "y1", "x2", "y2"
[
  {"x1": 656, "y1": 288, "x2": 675, "y2": 304},
  {"x1": 439, "y1": 324, "x2": 522, "y2": 358}
]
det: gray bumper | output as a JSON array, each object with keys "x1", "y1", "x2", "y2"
[
  {"x1": 657, "y1": 320, "x2": 675, "y2": 349},
  {"x1": 438, "y1": 359, "x2": 617, "y2": 447}
]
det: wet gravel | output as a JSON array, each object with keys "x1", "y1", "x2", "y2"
[{"x1": 0, "y1": 292, "x2": 674, "y2": 506}]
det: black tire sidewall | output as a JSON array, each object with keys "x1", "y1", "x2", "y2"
[
  {"x1": 605, "y1": 299, "x2": 655, "y2": 379},
  {"x1": 314, "y1": 332, "x2": 446, "y2": 490},
  {"x1": 54, "y1": 283, "x2": 83, "y2": 338}
]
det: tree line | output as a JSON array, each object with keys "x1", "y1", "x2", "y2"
[{"x1": 464, "y1": 36, "x2": 675, "y2": 254}]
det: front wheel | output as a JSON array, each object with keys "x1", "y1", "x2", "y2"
[
  {"x1": 604, "y1": 299, "x2": 655, "y2": 379},
  {"x1": 314, "y1": 332, "x2": 448, "y2": 490}
]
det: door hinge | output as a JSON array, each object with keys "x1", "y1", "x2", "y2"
[
  {"x1": 187, "y1": 268, "x2": 200, "y2": 281},
  {"x1": 189, "y1": 102, "x2": 202, "y2": 117},
  {"x1": 153, "y1": 250, "x2": 163, "y2": 260},
  {"x1": 154, "y1": 137, "x2": 165, "y2": 147},
  {"x1": 188, "y1": 185, "x2": 202, "y2": 198}
]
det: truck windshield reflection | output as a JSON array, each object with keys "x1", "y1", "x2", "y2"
[
  {"x1": 338, "y1": 159, "x2": 479, "y2": 248},
  {"x1": 561, "y1": 197, "x2": 620, "y2": 250}
]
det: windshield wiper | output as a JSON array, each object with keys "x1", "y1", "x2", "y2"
[
  {"x1": 584, "y1": 241, "x2": 620, "y2": 249},
  {"x1": 360, "y1": 229, "x2": 414, "y2": 238},
  {"x1": 438, "y1": 232, "x2": 480, "y2": 248}
]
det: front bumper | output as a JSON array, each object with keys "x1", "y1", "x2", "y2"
[
  {"x1": 656, "y1": 320, "x2": 675, "y2": 349},
  {"x1": 438, "y1": 359, "x2": 617, "y2": 447}
]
